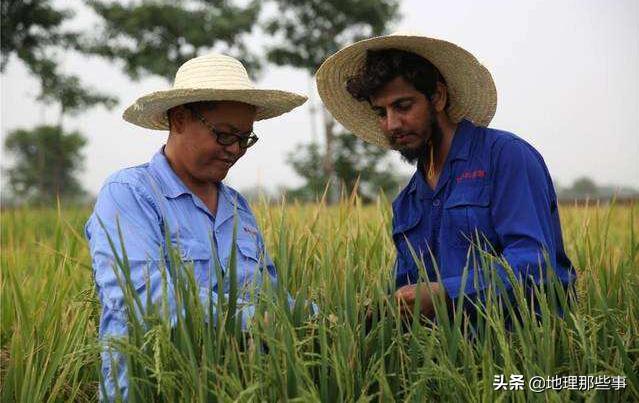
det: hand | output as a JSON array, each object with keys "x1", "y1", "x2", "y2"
[
  {"x1": 393, "y1": 282, "x2": 443, "y2": 319},
  {"x1": 252, "y1": 310, "x2": 270, "y2": 329},
  {"x1": 364, "y1": 298, "x2": 384, "y2": 333}
]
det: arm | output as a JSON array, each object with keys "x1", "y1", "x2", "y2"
[
  {"x1": 88, "y1": 183, "x2": 268, "y2": 400},
  {"x1": 391, "y1": 206, "x2": 445, "y2": 319},
  {"x1": 86, "y1": 181, "x2": 167, "y2": 402},
  {"x1": 441, "y1": 139, "x2": 560, "y2": 301},
  {"x1": 231, "y1": 192, "x2": 317, "y2": 318},
  {"x1": 391, "y1": 231, "x2": 447, "y2": 320}
]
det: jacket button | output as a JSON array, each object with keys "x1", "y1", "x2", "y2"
[{"x1": 433, "y1": 199, "x2": 441, "y2": 207}]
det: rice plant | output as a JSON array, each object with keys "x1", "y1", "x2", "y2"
[{"x1": 1, "y1": 200, "x2": 637, "y2": 402}]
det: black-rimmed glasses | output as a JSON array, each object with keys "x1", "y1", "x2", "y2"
[{"x1": 186, "y1": 106, "x2": 259, "y2": 149}]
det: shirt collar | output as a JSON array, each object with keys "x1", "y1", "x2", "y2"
[
  {"x1": 214, "y1": 182, "x2": 249, "y2": 229},
  {"x1": 149, "y1": 147, "x2": 193, "y2": 199},
  {"x1": 406, "y1": 169, "x2": 432, "y2": 199},
  {"x1": 448, "y1": 118, "x2": 475, "y2": 162},
  {"x1": 148, "y1": 147, "x2": 247, "y2": 221}
]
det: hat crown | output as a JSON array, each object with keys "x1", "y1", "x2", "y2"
[{"x1": 173, "y1": 53, "x2": 255, "y2": 90}]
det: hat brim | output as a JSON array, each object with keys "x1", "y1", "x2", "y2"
[
  {"x1": 123, "y1": 88, "x2": 307, "y2": 130},
  {"x1": 316, "y1": 34, "x2": 497, "y2": 148}
]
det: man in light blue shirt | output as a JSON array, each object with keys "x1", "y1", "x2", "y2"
[{"x1": 85, "y1": 53, "x2": 306, "y2": 401}]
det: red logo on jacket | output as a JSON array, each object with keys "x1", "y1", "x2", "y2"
[{"x1": 456, "y1": 169, "x2": 486, "y2": 183}]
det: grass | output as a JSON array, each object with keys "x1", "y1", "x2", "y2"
[{"x1": 1, "y1": 199, "x2": 638, "y2": 402}]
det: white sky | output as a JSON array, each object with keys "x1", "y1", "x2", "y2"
[{"x1": 1, "y1": 0, "x2": 638, "y2": 196}]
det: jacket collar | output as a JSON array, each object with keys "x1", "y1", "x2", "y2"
[{"x1": 406, "y1": 119, "x2": 475, "y2": 195}]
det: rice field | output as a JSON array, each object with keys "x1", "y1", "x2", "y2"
[{"x1": 1, "y1": 198, "x2": 638, "y2": 402}]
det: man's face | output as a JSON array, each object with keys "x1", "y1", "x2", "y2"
[
  {"x1": 369, "y1": 76, "x2": 438, "y2": 163},
  {"x1": 169, "y1": 101, "x2": 257, "y2": 184}
]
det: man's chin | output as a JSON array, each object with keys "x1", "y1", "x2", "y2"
[
  {"x1": 209, "y1": 172, "x2": 228, "y2": 183},
  {"x1": 390, "y1": 137, "x2": 427, "y2": 165},
  {"x1": 195, "y1": 170, "x2": 228, "y2": 184},
  {"x1": 202, "y1": 163, "x2": 231, "y2": 183},
  {"x1": 396, "y1": 145, "x2": 425, "y2": 165}
]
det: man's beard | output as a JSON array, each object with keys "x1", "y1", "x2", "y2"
[{"x1": 393, "y1": 114, "x2": 443, "y2": 165}]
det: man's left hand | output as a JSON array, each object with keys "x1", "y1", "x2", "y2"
[{"x1": 394, "y1": 282, "x2": 445, "y2": 319}]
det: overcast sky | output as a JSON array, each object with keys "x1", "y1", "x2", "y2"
[{"x1": 2, "y1": 0, "x2": 638, "y2": 196}]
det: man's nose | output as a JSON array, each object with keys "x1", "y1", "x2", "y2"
[
  {"x1": 223, "y1": 140, "x2": 242, "y2": 155},
  {"x1": 386, "y1": 109, "x2": 401, "y2": 132}
]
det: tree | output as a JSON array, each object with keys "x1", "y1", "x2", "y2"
[
  {"x1": 334, "y1": 131, "x2": 402, "y2": 201},
  {"x1": 571, "y1": 177, "x2": 598, "y2": 197},
  {"x1": 286, "y1": 141, "x2": 328, "y2": 201},
  {"x1": 1, "y1": 0, "x2": 117, "y2": 124},
  {"x1": 2, "y1": 0, "x2": 116, "y2": 205},
  {"x1": 83, "y1": 0, "x2": 262, "y2": 82},
  {"x1": 264, "y1": 0, "x2": 400, "y2": 202},
  {"x1": 1, "y1": 0, "x2": 71, "y2": 70},
  {"x1": 4, "y1": 125, "x2": 88, "y2": 204},
  {"x1": 287, "y1": 131, "x2": 402, "y2": 202}
]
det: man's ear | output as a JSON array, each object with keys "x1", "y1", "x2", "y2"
[
  {"x1": 432, "y1": 82, "x2": 448, "y2": 113},
  {"x1": 168, "y1": 106, "x2": 188, "y2": 134}
]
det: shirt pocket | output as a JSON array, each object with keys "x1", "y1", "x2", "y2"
[
  {"x1": 233, "y1": 237, "x2": 270, "y2": 294},
  {"x1": 443, "y1": 185, "x2": 491, "y2": 248},
  {"x1": 392, "y1": 215, "x2": 424, "y2": 269},
  {"x1": 179, "y1": 239, "x2": 213, "y2": 286},
  {"x1": 236, "y1": 237, "x2": 262, "y2": 274}
]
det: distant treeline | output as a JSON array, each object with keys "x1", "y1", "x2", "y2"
[
  {"x1": 557, "y1": 196, "x2": 638, "y2": 206},
  {"x1": 554, "y1": 176, "x2": 639, "y2": 205}
]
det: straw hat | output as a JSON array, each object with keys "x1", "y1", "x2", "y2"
[
  {"x1": 123, "y1": 53, "x2": 307, "y2": 130},
  {"x1": 316, "y1": 33, "x2": 497, "y2": 148}
]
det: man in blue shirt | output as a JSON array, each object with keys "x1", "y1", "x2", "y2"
[
  {"x1": 316, "y1": 34, "x2": 575, "y2": 321},
  {"x1": 85, "y1": 53, "x2": 306, "y2": 400}
]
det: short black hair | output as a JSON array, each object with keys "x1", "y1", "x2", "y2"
[
  {"x1": 346, "y1": 49, "x2": 446, "y2": 103},
  {"x1": 182, "y1": 101, "x2": 218, "y2": 113},
  {"x1": 167, "y1": 101, "x2": 217, "y2": 130}
]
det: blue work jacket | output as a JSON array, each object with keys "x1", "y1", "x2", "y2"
[{"x1": 392, "y1": 119, "x2": 575, "y2": 302}]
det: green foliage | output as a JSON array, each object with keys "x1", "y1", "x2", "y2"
[
  {"x1": 84, "y1": 0, "x2": 262, "y2": 81},
  {"x1": 1, "y1": 1, "x2": 116, "y2": 206},
  {"x1": 0, "y1": 0, "x2": 117, "y2": 114},
  {"x1": 3, "y1": 125, "x2": 88, "y2": 204},
  {"x1": 1, "y1": 0, "x2": 73, "y2": 71},
  {"x1": 333, "y1": 131, "x2": 403, "y2": 201},
  {"x1": 264, "y1": 0, "x2": 400, "y2": 72},
  {"x1": 286, "y1": 141, "x2": 327, "y2": 201},
  {"x1": 38, "y1": 69, "x2": 118, "y2": 117},
  {"x1": 264, "y1": 0, "x2": 400, "y2": 203},
  {"x1": 1, "y1": 202, "x2": 638, "y2": 401},
  {"x1": 571, "y1": 177, "x2": 598, "y2": 195},
  {"x1": 287, "y1": 132, "x2": 403, "y2": 202}
]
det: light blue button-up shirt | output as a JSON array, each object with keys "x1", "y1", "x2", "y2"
[{"x1": 85, "y1": 148, "x2": 279, "y2": 401}]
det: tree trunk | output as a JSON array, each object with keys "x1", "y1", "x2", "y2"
[
  {"x1": 38, "y1": 138, "x2": 46, "y2": 203},
  {"x1": 56, "y1": 106, "x2": 64, "y2": 200},
  {"x1": 58, "y1": 104, "x2": 65, "y2": 130},
  {"x1": 321, "y1": 107, "x2": 337, "y2": 204}
]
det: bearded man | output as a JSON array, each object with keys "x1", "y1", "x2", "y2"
[{"x1": 316, "y1": 34, "x2": 575, "y2": 321}]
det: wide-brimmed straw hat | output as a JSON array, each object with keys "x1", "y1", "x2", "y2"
[
  {"x1": 123, "y1": 53, "x2": 307, "y2": 130},
  {"x1": 316, "y1": 33, "x2": 497, "y2": 148}
]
